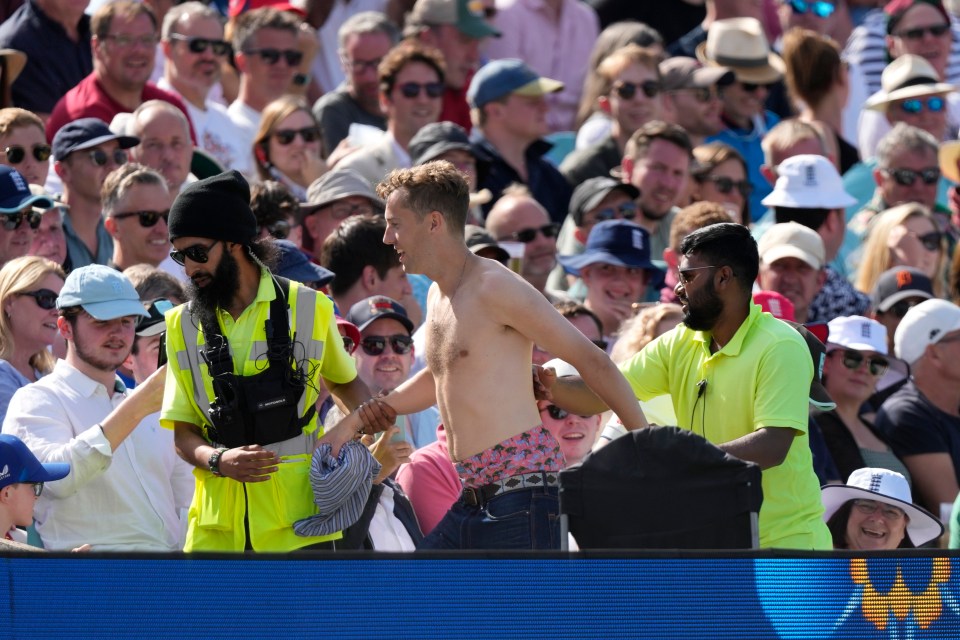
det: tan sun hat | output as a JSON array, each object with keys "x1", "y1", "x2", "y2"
[
  {"x1": 695, "y1": 17, "x2": 785, "y2": 85},
  {"x1": 938, "y1": 139, "x2": 960, "y2": 184},
  {"x1": 865, "y1": 54, "x2": 955, "y2": 111}
]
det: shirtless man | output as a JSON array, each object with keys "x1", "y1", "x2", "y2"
[{"x1": 321, "y1": 161, "x2": 647, "y2": 550}]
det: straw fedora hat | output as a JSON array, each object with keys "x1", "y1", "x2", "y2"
[
  {"x1": 695, "y1": 17, "x2": 785, "y2": 85},
  {"x1": 939, "y1": 139, "x2": 960, "y2": 184},
  {"x1": 0, "y1": 49, "x2": 25, "y2": 83},
  {"x1": 865, "y1": 54, "x2": 955, "y2": 111}
]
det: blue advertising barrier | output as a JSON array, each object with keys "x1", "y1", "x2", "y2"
[{"x1": 2, "y1": 551, "x2": 959, "y2": 639}]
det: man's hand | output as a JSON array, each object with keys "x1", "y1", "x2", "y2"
[
  {"x1": 366, "y1": 427, "x2": 414, "y2": 482},
  {"x1": 357, "y1": 397, "x2": 397, "y2": 435},
  {"x1": 219, "y1": 445, "x2": 280, "y2": 483},
  {"x1": 532, "y1": 364, "x2": 557, "y2": 402},
  {"x1": 130, "y1": 364, "x2": 167, "y2": 416}
]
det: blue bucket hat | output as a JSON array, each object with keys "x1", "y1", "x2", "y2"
[
  {"x1": 557, "y1": 219, "x2": 665, "y2": 279},
  {"x1": 0, "y1": 166, "x2": 53, "y2": 213},
  {"x1": 0, "y1": 435, "x2": 69, "y2": 490},
  {"x1": 57, "y1": 265, "x2": 151, "y2": 321}
]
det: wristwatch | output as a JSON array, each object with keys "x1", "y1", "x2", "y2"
[{"x1": 208, "y1": 447, "x2": 228, "y2": 477}]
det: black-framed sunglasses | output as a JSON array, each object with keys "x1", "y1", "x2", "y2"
[
  {"x1": 509, "y1": 223, "x2": 560, "y2": 243},
  {"x1": 740, "y1": 81, "x2": 772, "y2": 93},
  {"x1": 170, "y1": 239, "x2": 220, "y2": 266},
  {"x1": 613, "y1": 80, "x2": 660, "y2": 100},
  {"x1": 704, "y1": 175, "x2": 754, "y2": 196},
  {"x1": 341, "y1": 336, "x2": 356, "y2": 354},
  {"x1": 244, "y1": 48, "x2": 303, "y2": 66},
  {"x1": 88, "y1": 148, "x2": 128, "y2": 167},
  {"x1": 833, "y1": 349, "x2": 889, "y2": 377},
  {"x1": 686, "y1": 86, "x2": 723, "y2": 103},
  {"x1": 592, "y1": 201, "x2": 637, "y2": 223},
  {"x1": 883, "y1": 299, "x2": 924, "y2": 319},
  {"x1": 677, "y1": 264, "x2": 718, "y2": 285},
  {"x1": 397, "y1": 81, "x2": 444, "y2": 99},
  {"x1": 168, "y1": 33, "x2": 231, "y2": 56},
  {"x1": 24, "y1": 482, "x2": 43, "y2": 497},
  {"x1": 17, "y1": 288, "x2": 59, "y2": 310},
  {"x1": 895, "y1": 23, "x2": 951, "y2": 40},
  {"x1": 542, "y1": 404, "x2": 592, "y2": 421},
  {"x1": 909, "y1": 230, "x2": 944, "y2": 252},
  {"x1": 111, "y1": 209, "x2": 169, "y2": 228},
  {"x1": 3, "y1": 144, "x2": 51, "y2": 164},
  {"x1": 2, "y1": 208, "x2": 42, "y2": 231},
  {"x1": 592, "y1": 338, "x2": 608, "y2": 351},
  {"x1": 359, "y1": 334, "x2": 413, "y2": 356},
  {"x1": 264, "y1": 219, "x2": 291, "y2": 240},
  {"x1": 274, "y1": 126, "x2": 321, "y2": 145},
  {"x1": 884, "y1": 167, "x2": 940, "y2": 186}
]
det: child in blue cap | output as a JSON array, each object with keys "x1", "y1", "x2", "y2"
[{"x1": 0, "y1": 434, "x2": 68, "y2": 545}]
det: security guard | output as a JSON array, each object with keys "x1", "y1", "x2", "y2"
[{"x1": 160, "y1": 170, "x2": 387, "y2": 552}]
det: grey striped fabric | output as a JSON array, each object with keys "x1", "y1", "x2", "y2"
[{"x1": 293, "y1": 441, "x2": 381, "y2": 537}]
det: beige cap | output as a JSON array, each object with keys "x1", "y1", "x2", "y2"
[{"x1": 758, "y1": 222, "x2": 825, "y2": 270}]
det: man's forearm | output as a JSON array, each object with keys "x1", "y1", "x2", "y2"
[
  {"x1": 551, "y1": 376, "x2": 612, "y2": 418},
  {"x1": 173, "y1": 422, "x2": 217, "y2": 470},
  {"x1": 719, "y1": 427, "x2": 795, "y2": 470}
]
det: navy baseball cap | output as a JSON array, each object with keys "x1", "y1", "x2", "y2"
[
  {"x1": 0, "y1": 166, "x2": 53, "y2": 213},
  {"x1": 467, "y1": 59, "x2": 564, "y2": 108},
  {"x1": 51, "y1": 117, "x2": 139, "y2": 161},
  {"x1": 558, "y1": 219, "x2": 665, "y2": 278},
  {"x1": 274, "y1": 240, "x2": 335, "y2": 287},
  {"x1": 0, "y1": 435, "x2": 69, "y2": 490},
  {"x1": 346, "y1": 295, "x2": 414, "y2": 334}
]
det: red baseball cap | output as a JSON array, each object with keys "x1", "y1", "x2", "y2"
[{"x1": 228, "y1": 0, "x2": 306, "y2": 19}]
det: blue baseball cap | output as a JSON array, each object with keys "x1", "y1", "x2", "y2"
[
  {"x1": 346, "y1": 295, "x2": 414, "y2": 334},
  {"x1": 274, "y1": 239, "x2": 335, "y2": 287},
  {"x1": 57, "y1": 265, "x2": 151, "y2": 321},
  {"x1": 557, "y1": 220, "x2": 665, "y2": 279},
  {"x1": 0, "y1": 435, "x2": 69, "y2": 490},
  {"x1": 0, "y1": 166, "x2": 53, "y2": 213},
  {"x1": 467, "y1": 59, "x2": 564, "y2": 108},
  {"x1": 51, "y1": 117, "x2": 139, "y2": 161}
]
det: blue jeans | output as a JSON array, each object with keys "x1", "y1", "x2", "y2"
[{"x1": 418, "y1": 487, "x2": 560, "y2": 550}]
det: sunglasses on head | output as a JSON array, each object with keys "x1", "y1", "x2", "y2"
[
  {"x1": 788, "y1": 0, "x2": 836, "y2": 18},
  {"x1": 509, "y1": 223, "x2": 560, "y2": 243},
  {"x1": 884, "y1": 167, "x2": 940, "y2": 186},
  {"x1": 360, "y1": 334, "x2": 413, "y2": 356},
  {"x1": 168, "y1": 33, "x2": 231, "y2": 56},
  {"x1": 170, "y1": 239, "x2": 220, "y2": 266},
  {"x1": 542, "y1": 404, "x2": 592, "y2": 421},
  {"x1": 898, "y1": 96, "x2": 945, "y2": 114},
  {"x1": 895, "y1": 23, "x2": 951, "y2": 40},
  {"x1": 593, "y1": 201, "x2": 637, "y2": 223},
  {"x1": 613, "y1": 80, "x2": 660, "y2": 100},
  {"x1": 111, "y1": 209, "x2": 169, "y2": 227},
  {"x1": 244, "y1": 48, "x2": 303, "y2": 66},
  {"x1": 273, "y1": 126, "x2": 321, "y2": 145},
  {"x1": 17, "y1": 288, "x2": 58, "y2": 310},
  {"x1": 833, "y1": 349, "x2": 889, "y2": 376},
  {"x1": 2, "y1": 208, "x2": 41, "y2": 231},
  {"x1": 397, "y1": 81, "x2": 445, "y2": 99},
  {"x1": 3, "y1": 144, "x2": 51, "y2": 164},
  {"x1": 704, "y1": 175, "x2": 754, "y2": 196},
  {"x1": 88, "y1": 148, "x2": 128, "y2": 167}
]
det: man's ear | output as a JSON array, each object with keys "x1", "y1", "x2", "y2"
[
  {"x1": 361, "y1": 264, "x2": 379, "y2": 290},
  {"x1": 663, "y1": 247, "x2": 678, "y2": 270},
  {"x1": 428, "y1": 210, "x2": 444, "y2": 232},
  {"x1": 760, "y1": 165, "x2": 776, "y2": 186},
  {"x1": 620, "y1": 155, "x2": 634, "y2": 183},
  {"x1": 104, "y1": 216, "x2": 119, "y2": 238},
  {"x1": 57, "y1": 315, "x2": 73, "y2": 341},
  {"x1": 597, "y1": 94, "x2": 612, "y2": 115}
]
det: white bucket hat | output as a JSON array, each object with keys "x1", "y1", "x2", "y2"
[
  {"x1": 821, "y1": 468, "x2": 943, "y2": 547},
  {"x1": 695, "y1": 17, "x2": 785, "y2": 85},
  {"x1": 865, "y1": 54, "x2": 955, "y2": 111},
  {"x1": 761, "y1": 154, "x2": 857, "y2": 209}
]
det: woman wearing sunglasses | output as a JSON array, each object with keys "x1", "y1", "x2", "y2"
[
  {"x1": 690, "y1": 143, "x2": 751, "y2": 225},
  {"x1": 856, "y1": 202, "x2": 946, "y2": 298},
  {"x1": 0, "y1": 256, "x2": 64, "y2": 423},
  {"x1": 253, "y1": 96, "x2": 327, "y2": 200},
  {"x1": 0, "y1": 108, "x2": 50, "y2": 186},
  {"x1": 815, "y1": 316, "x2": 910, "y2": 484}
]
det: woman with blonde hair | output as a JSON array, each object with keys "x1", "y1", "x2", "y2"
[
  {"x1": 855, "y1": 203, "x2": 946, "y2": 298},
  {"x1": 0, "y1": 256, "x2": 65, "y2": 421},
  {"x1": 689, "y1": 143, "x2": 751, "y2": 225},
  {"x1": 252, "y1": 96, "x2": 327, "y2": 199}
]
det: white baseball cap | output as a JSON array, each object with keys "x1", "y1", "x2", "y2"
[
  {"x1": 895, "y1": 298, "x2": 960, "y2": 364},
  {"x1": 761, "y1": 154, "x2": 857, "y2": 210},
  {"x1": 826, "y1": 316, "x2": 888, "y2": 355},
  {"x1": 758, "y1": 222, "x2": 825, "y2": 270}
]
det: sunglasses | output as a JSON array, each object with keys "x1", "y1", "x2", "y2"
[
  {"x1": 908, "y1": 230, "x2": 943, "y2": 251},
  {"x1": 17, "y1": 288, "x2": 59, "y2": 310},
  {"x1": 341, "y1": 335, "x2": 356, "y2": 354},
  {"x1": 88, "y1": 148, "x2": 128, "y2": 167},
  {"x1": 2, "y1": 208, "x2": 42, "y2": 231},
  {"x1": 740, "y1": 81, "x2": 772, "y2": 93},
  {"x1": 895, "y1": 23, "x2": 951, "y2": 40},
  {"x1": 788, "y1": 0, "x2": 836, "y2": 18},
  {"x1": 613, "y1": 80, "x2": 660, "y2": 100},
  {"x1": 360, "y1": 334, "x2": 413, "y2": 356},
  {"x1": 170, "y1": 239, "x2": 220, "y2": 266},
  {"x1": 852, "y1": 499, "x2": 905, "y2": 520},
  {"x1": 884, "y1": 167, "x2": 940, "y2": 186},
  {"x1": 592, "y1": 338, "x2": 608, "y2": 351},
  {"x1": 684, "y1": 86, "x2": 723, "y2": 103},
  {"x1": 883, "y1": 298, "x2": 924, "y2": 319},
  {"x1": 273, "y1": 126, "x2": 321, "y2": 145},
  {"x1": 342, "y1": 55, "x2": 382, "y2": 73},
  {"x1": 168, "y1": 33, "x2": 231, "y2": 56},
  {"x1": 397, "y1": 81, "x2": 445, "y2": 99},
  {"x1": 264, "y1": 219, "x2": 291, "y2": 240},
  {"x1": 244, "y1": 48, "x2": 303, "y2": 66},
  {"x1": 508, "y1": 223, "x2": 560, "y2": 243},
  {"x1": 592, "y1": 201, "x2": 637, "y2": 223},
  {"x1": 22, "y1": 482, "x2": 43, "y2": 497},
  {"x1": 677, "y1": 264, "x2": 718, "y2": 285},
  {"x1": 3, "y1": 144, "x2": 51, "y2": 164},
  {"x1": 111, "y1": 209, "x2": 169, "y2": 227},
  {"x1": 704, "y1": 175, "x2": 754, "y2": 196},
  {"x1": 542, "y1": 404, "x2": 592, "y2": 421},
  {"x1": 833, "y1": 349, "x2": 889, "y2": 376},
  {"x1": 898, "y1": 96, "x2": 945, "y2": 114}
]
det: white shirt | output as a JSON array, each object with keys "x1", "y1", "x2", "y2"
[
  {"x1": 367, "y1": 483, "x2": 416, "y2": 552},
  {"x1": 1, "y1": 360, "x2": 194, "y2": 552},
  {"x1": 226, "y1": 100, "x2": 262, "y2": 176}
]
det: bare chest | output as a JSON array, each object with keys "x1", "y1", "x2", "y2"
[{"x1": 425, "y1": 299, "x2": 469, "y2": 377}]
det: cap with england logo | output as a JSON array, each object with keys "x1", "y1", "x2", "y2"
[
  {"x1": 0, "y1": 165, "x2": 54, "y2": 214},
  {"x1": 0, "y1": 435, "x2": 69, "y2": 490},
  {"x1": 557, "y1": 219, "x2": 665, "y2": 280}
]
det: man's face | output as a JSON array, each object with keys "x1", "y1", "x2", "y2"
[
  {"x1": 355, "y1": 317, "x2": 413, "y2": 394},
  {"x1": 665, "y1": 85, "x2": 725, "y2": 137},
  {"x1": 887, "y1": 3, "x2": 952, "y2": 76},
  {"x1": 131, "y1": 109, "x2": 193, "y2": 190},
  {"x1": 375, "y1": 265, "x2": 412, "y2": 303},
  {"x1": 238, "y1": 27, "x2": 299, "y2": 100},
  {"x1": 577, "y1": 191, "x2": 637, "y2": 240},
  {"x1": 424, "y1": 24, "x2": 480, "y2": 89},
  {"x1": 126, "y1": 333, "x2": 162, "y2": 383},
  {"x1": 383, "y1": 195, "x2": 429, "y2": 274},
  {"x1": 0, "y1": 124, "x2": 49, "y2": 186},
  {"x1": 877, "y1": 147, "x2": 939, "y2": 207},
  {"x1": 606, "y1": 62, "x2": 662, "y2": 136},
  {"x1": 435, "y1": 149, "x2": 477, "y2": 191},
  {"x1": 106, "y1": 181, "x2": 172, "y2": 267},
  {"x1": 341, "y1": 30, "x2": 393, "y2": 109},
  {"x1": 874, "y1": 295, "x2": 927, "y2": 352},
  {"x1": 94, "y1": 11, "x2": 157, "y2": 90},
  {"x1": 29, "y1": 207, "x2": 67, "y2": 265},
  {"x1": 758, "y1": 257, "x2": 824, "y2": 320},
  {"x1": 721, "y1": 80, "x2": 769, "y2": 126},
  {"x1": 628, "y1": 139, "x2": 690, "y2": 220},
  {"x1": 675, "y1": 255, "x2": 724, "y2": 331},
  {"x1": 0, "y1": 207, "x2": 37, "y2": 265},
  {"x1": 303, "y1": 195, "x2": 377, "y2": 249},
  {"x1": 582, "y1": 262, "x2": 648, "y2": 333},
  {"x1": 777, "y1": 0, "x2": 838, "y2": 33},
  {"x1": 174, "y1": 236, "x2": 238, "y2": 311},
  {"x1": 62, "y1": 312, "x2": 137, "y2": 372},
  {"x1": 886, "y1": 94, "x2": 948, "y2": 140},
  {"x1": 384, "y1": 61, "x2": 443, "y2": 140},
  {"x1": 493, "y1": 93, "x2": 550, "y2": 143},
  {"x1": 163, "y1": 15, "x2": 226, "y2": 96},
  {"x1": 488, "y1": 198, "x2": 557, "y2": 280},
  {"x1": 57, "y1": 140, "x2": 128, "y2": 204},
  {"x1": 537, "y1": 399, "x2": 602, "y2": 466}
]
